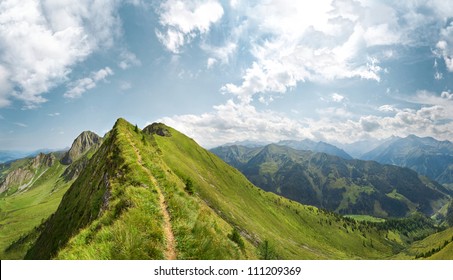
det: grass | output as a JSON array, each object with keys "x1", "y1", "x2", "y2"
[
  {"x1": 0, "y1": 161, "x2": 72, "y2": 259},
  {"x1": 395, "y1": 226, "x2": 453, "y2": 259},
  {"x1": 153, "y1": 125, "x2": 400, "y2": 259},
  {"x1": 344, "y1": 215, "x2": 385, "y2": 223}
]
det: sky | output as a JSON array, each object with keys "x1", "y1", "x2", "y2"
[{"x1": 1, "y1": 0, "x2": 453, "y2": 150}]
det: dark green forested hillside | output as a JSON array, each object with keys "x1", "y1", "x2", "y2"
[{"x1": 212, "y1": 144, "x2": 452, "y2": 218}]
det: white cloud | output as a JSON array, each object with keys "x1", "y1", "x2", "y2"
[
  {"x1": 441, "y1": 91, "x2": 453, "y2": 100},
  {"x1": 48, "y1": 112, "x2": 60, "y2": 117},
  {"x1": 218, "y1": 1, "x2": 405, "y2": 102},
  {"x1": 331, "y1": 93, "x2": 345, "y2": 103},
  {"x1": 64, "y1": 67, "x2": 114, "y2": 99},
  {"x1": 378, "y1": 105, "x2": 396, "y2": 112},
  {"x1": 156, "y1": 0, "x2": 224, "y2": 53},
  {"x1": 0, "y1": 0, "x2": 120, "y2": 108},
  {"x1": 202, "y1": 42, "x2": 237, "y2": 66},
  {"x1": 158, "y1": 89, "x2": 453, "y2": 147},
  {"x1": 118, "y1": 50, "x2": 141, "y2": 70},
  {"x1": 214, "y1": 1, "x2": 453, "y2": 104},
  {"x1": 158, "y1": 99, "x2": 313, "y2": 147},
  {"x1": 0, "y1": 65, "x2": 11, "y2": 107}
]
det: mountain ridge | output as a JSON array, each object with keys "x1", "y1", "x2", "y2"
[
  {"x1": 361, "y1": 135, "x2": 453, "y2": 186},
  {"x1": 212, "y1": 143, "x2": 452, "y2": 218}
]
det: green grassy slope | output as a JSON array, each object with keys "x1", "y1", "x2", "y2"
[
  {"x1": 26, "y1": 119, "x2": 255, "y2": 260},
  {"x1": 151, "y1": 124, "x2": 399, "y2": 259},
  {"x1": 0, "y1": 161, "x2": 72, "y2": 259},
  {"x1": 395, "y1": 226, "x2": 453, "y2": 259}
]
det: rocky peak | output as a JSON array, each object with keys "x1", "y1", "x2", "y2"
[
  {"x1": 143, "y1": 123, "x2": 172, "y2": 137},
  {"x1": 61, "y1": 131, "x2": 102, "y2": 165},
  {"x1": 31, "y1": 153, "x2": 56, "y2": 169}
]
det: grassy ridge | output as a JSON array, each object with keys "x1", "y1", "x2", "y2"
[
  {"x1": 153, "y1": 125, "x2": 399, "y2": 259},
  {"x1": 27, "y1": 119, "x2": 255, "y2": 259}
]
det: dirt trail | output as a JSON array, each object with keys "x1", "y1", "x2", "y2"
[{"x1": 126, "y1": 134, "x2": 177, "y2": 260}]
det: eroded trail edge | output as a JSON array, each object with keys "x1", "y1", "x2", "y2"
[{"x1": 126, "y1": 133, "x2": 177, "y2": 260}]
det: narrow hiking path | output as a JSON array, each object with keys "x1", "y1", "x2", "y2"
[{"x1": 125, "y1": 133, "x2": 177, "y2": 260}]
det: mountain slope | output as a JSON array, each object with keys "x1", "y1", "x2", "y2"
[
  {"x1": 61, "y1": 131, "x2": 103, "y2": 165},
  {"x1": 212, "y1": 144, "x2": 451, "y2": 218},
  {"x1": 0, "y1": 152, "x2": 73, "y2": 259},
  {"x1": 26, "y1": 119, "x2": 256, "y2": 260},
  {"x1": 361, "y1": 135, "x2": 453, "y2": 186},
  {"x1": 147, "y1": 123, "x2": 400, "y2": 259},
  {"x1": 24, "y1": 119, "x2": 402, "y2": 259}
]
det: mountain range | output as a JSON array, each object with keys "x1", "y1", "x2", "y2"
[
  {"x1": 211, "y1": 144, "x2": 452, "y2": 218},
  {"x1": 0, "y1": 119, "x2": 452, "y2": 260},
  {"x1": 360, "y1": 135, "x2": 453, "y2": 187}
]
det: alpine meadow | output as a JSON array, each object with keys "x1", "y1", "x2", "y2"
[{"x1": 1, "y1": 1, "x2": 453, "y2": 261}]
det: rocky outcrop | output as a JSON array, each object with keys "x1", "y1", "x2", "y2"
[
  {"x1": 31, "y1": 153, "x2": 56, "y2": 169},
  {"x1": 0, "y1": 153, "x2": 58, "y2": 194},
  {"x1": 143, "y1": 123, "x2": 172, "y2": 137},
  {"x1": 61, "y1": 131, "x2": 102, "y2": 165},
  {"x1": 0, "y1": 168, "x2": 33, "y2": 194}
]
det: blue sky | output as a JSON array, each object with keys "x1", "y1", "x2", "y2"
[{"x1": 1, "y1": 0, "x2": 453, "y2": 150}]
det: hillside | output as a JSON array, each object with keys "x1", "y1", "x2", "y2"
[
  {"x1": 0, "y1": 152, "x2": 71, "y2": 259},
  {"x1": 212, "y1": 144, "x2": 452, "y2": 218},
  {"x1": 361, "y1": 135, "x2": 453, "y2": 186},
  {"x1": 0, "y1": 131, "x2": 102, "y2": 259},
  {"x1": 395, "y1": 226, "x2": 453, "y2": 259},
  {"x1": 23, "y1": 119, "x2": 404, "y2": 259}
]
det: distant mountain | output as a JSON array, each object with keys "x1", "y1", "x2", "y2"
[
  {"x1": 214, "y1": 139, "x2": 352, "y2": 160},
  {"x1": 336, "y1": 138, "x2": 395, "y2": 159},
  {"x1": 220, "y1": 140, "x2": 269, "y2": 148},
  {"x1": 0, "y1": 151, "x2": 30, "y2": 164},
  {"x1": 278, "y1": 139, "x2": 352, "y2": 160},
  {"x1": 60, "y1": 131, "x2": 102, "y2": 165},
  {"x1": 361, "y1": 135, "x2": 453, "y2": 186},
  {"x1": 212, "y1": 144, "x2": 452, "y2": 218}
]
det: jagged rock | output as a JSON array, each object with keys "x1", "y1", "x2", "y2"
[
  {"x1": 143, "y1": 123, "x2": 172, "y2": 137},
  {"x1": 61, "y1": 131, "x2": 102, "y2": 165},
  {"x1": 31, "y1": 153, "x2": 56, "y2": 169},
  {"x1": 0, "y1": 168, "x2": 33, "y2": 194}
]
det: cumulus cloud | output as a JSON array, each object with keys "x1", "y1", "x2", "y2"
[
  {"x1": 158, "y1": 99, "x2": 314, "y2": 147},
  {"x1": 435, "y1": 20, "x2": 453, "y2": 72},
  {"x1": 217, "y1": 1, "x2": 403, "y2": 102},
  {"x1": 64, "y1": 67, "x2": 114, "y2": 99},
  {"x1": 212, "y1": 1, "x2": 453, "y2": 104},
  {"x1": 156, "y1": 0, "x2": 224, "y2": 53},
  {"x1": 158, "y1": 88, "x2": 453, "y2": 147},
  {"x1": 0, "y1": 0, "x2": 120, "y2": 108}
]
